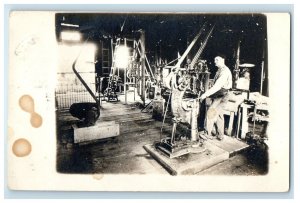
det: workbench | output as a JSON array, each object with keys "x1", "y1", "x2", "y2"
[{"x1": 238, "y1": 102, "x2": 269, "y2": 139}]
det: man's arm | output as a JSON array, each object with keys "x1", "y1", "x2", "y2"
[{"x1": 200, "y1": 71, "x2": 228, "y2": 99}]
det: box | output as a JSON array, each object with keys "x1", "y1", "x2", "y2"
[{"x1": 152, "y1": 98, "x2": 165, "y2": 121}]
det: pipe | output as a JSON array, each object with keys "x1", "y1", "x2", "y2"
[{"x1": 72, "y1": 38, "x2": 100, "y2": 112}]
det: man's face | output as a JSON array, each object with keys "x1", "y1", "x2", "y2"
[{"x1": 214, "y1": 56, "x2": 224, "y2": 68}]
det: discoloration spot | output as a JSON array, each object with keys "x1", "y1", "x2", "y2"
[
  {"x1": 12, "y1": 138, "x2": 32, "y2": 157},
  {"x1": 207, "y1": 108, "x2": 217, "y2": 119},
  {"x1": 19, "y1": 95, "x2": 35, "y2": 113},
  {"x1": 92, "y1": 174, "x2": 104, "y2": 180},
  {"x1": 30, "y1": 112, "x2": 43, "y2": 128},
  {"x1": 15, "y1": 36, "x2": 38, "y2": 56},
  {"x1": 19, "y1": 95, "x2": 43, "y2": 128}
]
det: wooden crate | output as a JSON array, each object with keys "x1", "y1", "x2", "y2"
[{"x1": 152, "y1": 98, "x2": 165, "y2": 121}]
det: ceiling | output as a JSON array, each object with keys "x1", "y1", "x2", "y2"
[
  {"x1": 55, "y1": 13, "x2": 268, "y2": 92},
  {"x1": 55, "y1": 13, "x2": 267, "y2": 65}
]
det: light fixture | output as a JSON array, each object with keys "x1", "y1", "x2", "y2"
[{"x1": 115, "y1": 45, "x2": 130, "y2": 68}]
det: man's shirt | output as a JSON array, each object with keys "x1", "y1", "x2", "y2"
[{"x1": 204, "y1": 65, "x2": 232, "y2": 97}]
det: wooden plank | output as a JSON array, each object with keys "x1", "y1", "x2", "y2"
[
  {"x1": 87, "y1": 128, "x2": 171, "y2": 160},
  {"x1": 73, "y1": 121, "x2": 120, "y2": 143},
  {"x1": 207, "y1": 135, "x2": 249, "y2": 157},
  {"x1": 144, "y1": 142, "x2": 229, "y2": 175}
]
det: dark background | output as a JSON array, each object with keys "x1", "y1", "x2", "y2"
[{"x1": 55, "y1": 13, "x2": 268, "y2": 95}]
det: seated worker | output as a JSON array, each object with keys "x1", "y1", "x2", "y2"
[{"x1": 199, "y1": 55, "x2": 233, "y2": 140}]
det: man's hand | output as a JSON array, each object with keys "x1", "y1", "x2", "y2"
[
  {"x1": 199, "y1": 93, "x2": 207, "y2": 103},
  {"x1": 200, "y1": 93, "x2": 207, "y2": 100}
]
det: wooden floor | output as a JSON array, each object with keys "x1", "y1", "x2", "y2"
[
  {"x1": 144, "y1": 128, "x2": 249, "y2": 175},
  {"x1": 56, "y1": 95, "x2": 268, "y2": 175}
]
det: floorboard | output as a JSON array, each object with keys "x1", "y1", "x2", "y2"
[{"x1": 56, "y1": 99, "x2": 265, "y2": 175}]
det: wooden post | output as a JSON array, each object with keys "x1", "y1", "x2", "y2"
[
  {"x1": 260, "y1": 40, "x2": 266, "y2": 95},
  {"x1": 233, "y1": 40, "x2": 240, "y2": 89},
  {"x1": 191, "y1": 100, "x2": 198, "y2": 141},
  {"x1": 140, "y1": 30, "x2": 146, "y2": 106},
  {"x1": 228, "y1": 111, "x2": 235, "y2": 136},
  {"x1": 260, "y1": 61, "x2": 265, "y2": 94},
  {"x1": 236, "y1": 108, "x2": 241, "y2": 139},
  {"x1": 240, "y1": 104, "x2": 249, "y2": 139},
  {"x1": 124, "y1": 38, "x2": 127, "y2": 104},
  {"x1": 125, "y1": 65, "x2": 127, "y2": 104}
]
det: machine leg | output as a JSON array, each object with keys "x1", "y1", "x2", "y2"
[
  {"x1": 228, "y1": 111, "x2": 234, "y2": 136},
  {"x1": 236, "y1": 108, "x2": 241, "y2": 139},
  {"x1": 191, "y1": 100, "x2": 199, "y2": 142},
  {"x1": 171, "y1": 120, "x2": 178, "y2": 145}
]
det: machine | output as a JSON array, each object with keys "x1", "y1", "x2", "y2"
[
  {"x1": 155, "y1": 22, "x2": 215, "y2": 158},
  {"x1": 69, "y1": 38, "x2": 100, "y2": 126},
  {"x1": 69, "y1": 38, "x2": 120, "y2": 143}
]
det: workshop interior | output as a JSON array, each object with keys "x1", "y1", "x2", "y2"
[{"x1": 55, "y1": 13, "x2": 269, "y2": 175}]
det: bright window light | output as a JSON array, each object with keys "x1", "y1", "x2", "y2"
[
  {"x1": 61, "y1": 31, "x2": 82, "y2": 42},
  {"x1": 115, "y1": 45, "x2": 130, "y2": 68}
]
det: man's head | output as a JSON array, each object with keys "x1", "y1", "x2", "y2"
[{"x1": 214, "y1": 55, "x2": 226, "y2": 68}]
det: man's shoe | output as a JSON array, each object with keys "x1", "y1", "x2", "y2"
[
  {"x1": 205, "y1": 134, "x2": 214, "y2": 140},
  {"x1": 191, "y1": 141, "x2": 200, "y2": 148},
  {"x1": 198, "y1": 132, "x2": 207, "y2": 140},
  {"x1": 216, "y1": 135, "x2": 224, "y2": 141},
  {"x1": 199, "y1": 130, "x2": 214, "y2": 140}
]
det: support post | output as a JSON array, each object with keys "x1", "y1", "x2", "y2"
[
  {"x1": 125, "y1": 65, "x2": 127, "y2": 104},
  {"x1": 260, "y1": 61, "x2": 265, "y2": 94},
  {"x1": 124, "y1": 38, "x2": 127, "y2": 104},
  {"x1": 140, "y1": 30, "x2": 146, "y2": 106},
  {"x1": 191, "y1": 100, "x2": 199, "y2": 141}
]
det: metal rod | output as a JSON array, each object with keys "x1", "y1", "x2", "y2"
[
  {"x1": 260, "y1": 61, "x2": 265, "y2": 94},
  {"x1": 260, "y1": 39, "x2": 266, "y2": 94},
  {"x1": 233, "y1": 40, "x2": 241, "y2": 88},
  {"x1": 190, "y1": 24, "x2": 215, "y2": 69},
  {"x1": 171, "y1": 121, "x2": 177, "y2": 145},
  {"x1": 174, "y1": 22, "x2": 207, "y2": 69},
  {"x1": 165, "y1": 57, "x2": 180, "y2": 66},
  {"x1": 125, "y1": 63, "x2": 127, "y2": 104},
  {"x1": 136, "y1": 45, "x2": 154, "y2": 81},
  {"x1": 191, "y1": 100, "x2": 198, "y2": 141},
  {"x1": 160, "y1": 91, "x2": 172, "y2": 140},
  {"x1": 145, "y1": 56, "x2": 154, "y2": 79},
  {"x1": 140, "y1": 30, "x2": 146, "y2": 106}
]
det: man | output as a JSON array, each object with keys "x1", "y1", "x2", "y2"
[{"x1": 199, "y1": 55, "x2": 232, "y2": 140}]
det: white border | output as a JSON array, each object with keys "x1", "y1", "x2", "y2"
[{"x1": 1, "y1": 1, "x2": 298, "y2": 201}]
